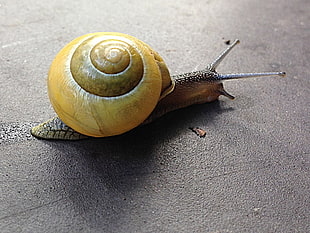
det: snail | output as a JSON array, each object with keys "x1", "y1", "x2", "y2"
[{"x1": 31, "y1": 32, "x2": 285, "y2": 140}]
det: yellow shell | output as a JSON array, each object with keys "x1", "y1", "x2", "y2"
[{"x1": 48, "y1": 32, "x2": 175, "y2": 137}]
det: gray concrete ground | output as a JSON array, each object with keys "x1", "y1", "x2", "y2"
[{"x1": 0, "y1": 0, "x2": 309, "y2": 232}]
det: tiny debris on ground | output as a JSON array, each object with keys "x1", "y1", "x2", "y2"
[
  {"x1": 189, "y1": 127, "x2": 206, "y2": 138},
  {"x1": 222, "y1": 37, "x2": 231, "y2": 45}
]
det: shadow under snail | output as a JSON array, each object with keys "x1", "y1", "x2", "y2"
[{"x1": 31, "y1": 32, "x2": 285, "y2": 140}]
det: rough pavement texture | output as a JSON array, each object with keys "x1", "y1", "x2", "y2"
[{"x1": 0, "y1": 0, "x2": 309, "y2": 232}]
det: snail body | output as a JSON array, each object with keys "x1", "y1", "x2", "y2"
[{"x1": 31, "y1": 32, "x2": 285, "y2": 140}]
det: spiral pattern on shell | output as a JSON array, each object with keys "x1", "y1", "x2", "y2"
[
  {"x1": 47, "y1": 32, "x2": 174, "y2": 137},
  {"x1": 71, "y1": 36, "x2": 146, "y2": 97}
]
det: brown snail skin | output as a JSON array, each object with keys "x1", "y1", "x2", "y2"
[{"x1": 31, "y1": 32, "x2": 285, "y2": 140}]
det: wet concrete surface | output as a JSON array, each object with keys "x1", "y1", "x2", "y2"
[{"x1": 0, "y1": 0, "x2": 309, "y2": 232}]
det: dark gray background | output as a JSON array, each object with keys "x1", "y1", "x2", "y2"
[{"x1": 0, "y1": 0, "x2": 309, "y2": 232}]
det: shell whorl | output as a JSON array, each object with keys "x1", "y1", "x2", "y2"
[
  {"x1": 47, "y1": 32, "x2": 174, "y2": 137},
  {"x1": 71, "y1": 36, "x2": 146, "y2": 97}
]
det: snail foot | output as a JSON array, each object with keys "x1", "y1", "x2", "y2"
[{"x1": 31, "y1": 117, "x2": 88, "y2": 140}]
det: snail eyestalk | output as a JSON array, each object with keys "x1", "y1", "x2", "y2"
[
  {"x1": 207, "y1": 39, "x2": 286, "y2": 81},
  {"x1": 208, "y1": 39, "x2": 240, "y2": 71},
  {"x1": 217, "y1": 71, "x2": 286, "y2": 81}
]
